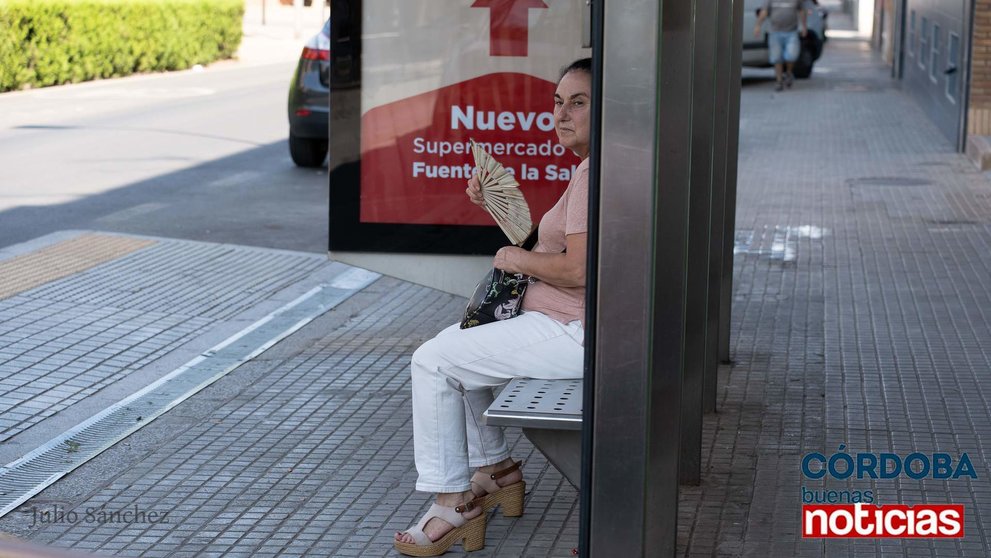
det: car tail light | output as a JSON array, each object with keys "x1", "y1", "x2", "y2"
[
  {"x1": 295, "y1": 109, "x2": 312, "y2": 117},
  {"x1": 301, "y1": 47, "x2": 329, "y2": 61}
]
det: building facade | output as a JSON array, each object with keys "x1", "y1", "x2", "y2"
[
  {"x1": 969, "y1": 0, "x2": 991, "y2": 139},
  {"x1": 876, "y1": 0, "x2": 990, "y2": 152}
]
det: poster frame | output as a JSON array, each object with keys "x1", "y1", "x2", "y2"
[{"x1": 327, "y1": 0, "x2": 547, "y2": 256}]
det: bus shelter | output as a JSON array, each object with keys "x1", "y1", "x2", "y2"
[{"x1": 327, "y1": 1, "x2": 744, "y2": 554}]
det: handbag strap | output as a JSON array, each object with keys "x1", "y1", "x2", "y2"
[
  {"x1": 518, "y1": 226, "x2": 567, "y2": 254},
  {"x1": 520, "y1": 227, "x2": 539, "y2": 251}
]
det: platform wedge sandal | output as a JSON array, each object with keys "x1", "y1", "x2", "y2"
[
  {"x1": 394, "y1": 495, "x2": 487, "y2": 556},
  {"x1": 470, "y1": 460, "x2": 525, "y2": 517}
]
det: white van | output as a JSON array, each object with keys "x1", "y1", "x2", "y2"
[{"x1": 742, "y1": 0, "x2": 828, "y2": 78}]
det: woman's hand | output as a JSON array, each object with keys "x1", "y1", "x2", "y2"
[
  {"x1": 492, "y1": 234, "x2": 586, "y2": 286},
  {"x1": 466, "y1": 174, "x2": 485, "y2": 207},
  {"x1": 493, "y1": 246, "x2": 526, "y2": 273}
]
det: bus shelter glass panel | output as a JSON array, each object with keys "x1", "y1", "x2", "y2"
[{"x1": 329, "y1": 0, "x2": 590, "y2": 255}]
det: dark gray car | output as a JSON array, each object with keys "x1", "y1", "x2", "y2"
[{"x1": 287, "y1": 20, "x2": 329, "y2": 167}]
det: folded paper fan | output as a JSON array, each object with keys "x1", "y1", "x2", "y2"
[{"x1": 470, "y1": 139, "x2": 533, "y2": 246}]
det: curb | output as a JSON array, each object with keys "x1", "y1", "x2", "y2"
[{"x1": 966, "y1": 135, "x2": 991, "y2": 171}]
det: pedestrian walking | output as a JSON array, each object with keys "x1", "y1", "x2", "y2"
[{"x1": 755, "y1": 0, "x2": 808, "y2": 91}]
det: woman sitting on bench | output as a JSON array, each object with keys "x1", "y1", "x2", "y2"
[{"x1": 395, "y1": 57, "x2": 592, "y2": 556}]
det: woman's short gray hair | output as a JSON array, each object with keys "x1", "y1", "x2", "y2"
[{"x1": 561, "y1": 58, "x2": 592, "y2": 80}]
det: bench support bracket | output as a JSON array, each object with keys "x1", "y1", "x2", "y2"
[{"x1": 522, "y1": 428, "x2": 582, "y2": 489}]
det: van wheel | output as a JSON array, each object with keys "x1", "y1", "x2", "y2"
[{"x1": 289, "y1": 134, "x2": 328, "y2": 168}]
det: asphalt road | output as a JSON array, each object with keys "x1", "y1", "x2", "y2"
[{"x1": 0, "y1": 61, "x2": 328, "y2": 253}]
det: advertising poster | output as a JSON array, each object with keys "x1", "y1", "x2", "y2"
[{"x1": 329, "y1": 0, "x2": 590, "y2": 253}]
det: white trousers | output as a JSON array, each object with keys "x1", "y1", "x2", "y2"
[{"x1": 410, "y1": 311, "x2": 584, "y2": 493}]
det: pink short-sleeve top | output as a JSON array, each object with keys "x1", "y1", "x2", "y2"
[{"x1": 520, "y1": 157, "x2": 589, "y2": 328}]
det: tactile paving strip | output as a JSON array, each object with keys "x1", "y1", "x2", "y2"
[
  {"x1": 0, "y1": 234, "x2": 154, "y2": 301},
  {"x1": 0, "y1": 233, "x2": 336, "y2": 444},
  {"x1": 22, "y1": 240, "x2": 328, "y2": 320}
]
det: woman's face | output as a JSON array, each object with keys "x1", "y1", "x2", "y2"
[{"x1": 554, "y1": 70, "x2": 591, "y2": 159}]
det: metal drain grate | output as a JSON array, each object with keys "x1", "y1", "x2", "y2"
[{"x1": 0, "y1": 266, "x2": 380, "y2": 518}]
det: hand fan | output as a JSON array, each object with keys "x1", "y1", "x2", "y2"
[{"x1": 470, "y1": 139, "x2": 533, "y2": 246}]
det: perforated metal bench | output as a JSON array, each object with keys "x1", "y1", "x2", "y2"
[{"x1": 483, "y1": 378, "x2": 583, "y2": 487}]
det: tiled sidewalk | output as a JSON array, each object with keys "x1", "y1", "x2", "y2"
[
  {"x1": 0, "y1": 277, "x2": 578, "y2": 557},
  {"x1": 679, "y1": 40, "x2": 991, "y2": 556},
  {"x1": 0, "y1": 233, "x2": 578, "y2": 556}
]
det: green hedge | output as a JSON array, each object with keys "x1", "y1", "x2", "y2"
[{"x1": 0, "y1": 0, "x2": 243, "y2": 92}]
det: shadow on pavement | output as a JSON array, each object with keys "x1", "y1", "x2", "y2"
[{"x1": 0, "y1": 139, "x2": 328, "y2": 254}]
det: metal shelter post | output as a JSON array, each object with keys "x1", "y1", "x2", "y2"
[
  {"x1": 706, "y1": 0, "x2": 744, "y2": 409},
  {"x1": 718, "y1": 0, "x2": 743, "y2": 364},
  {"x1": 587, "y1": 0, "x2": 694, "y2": 554},
  {"x1": 680, "y1": 0, "x2": 719, "y2": 486}
]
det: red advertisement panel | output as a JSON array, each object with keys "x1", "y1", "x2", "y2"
[
  {"x1": 360, "y1": 72, "x2": 580, "y2": 226},
  {"x1": 329, "y1": 0, "x2": 589, "y2": 254}
]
